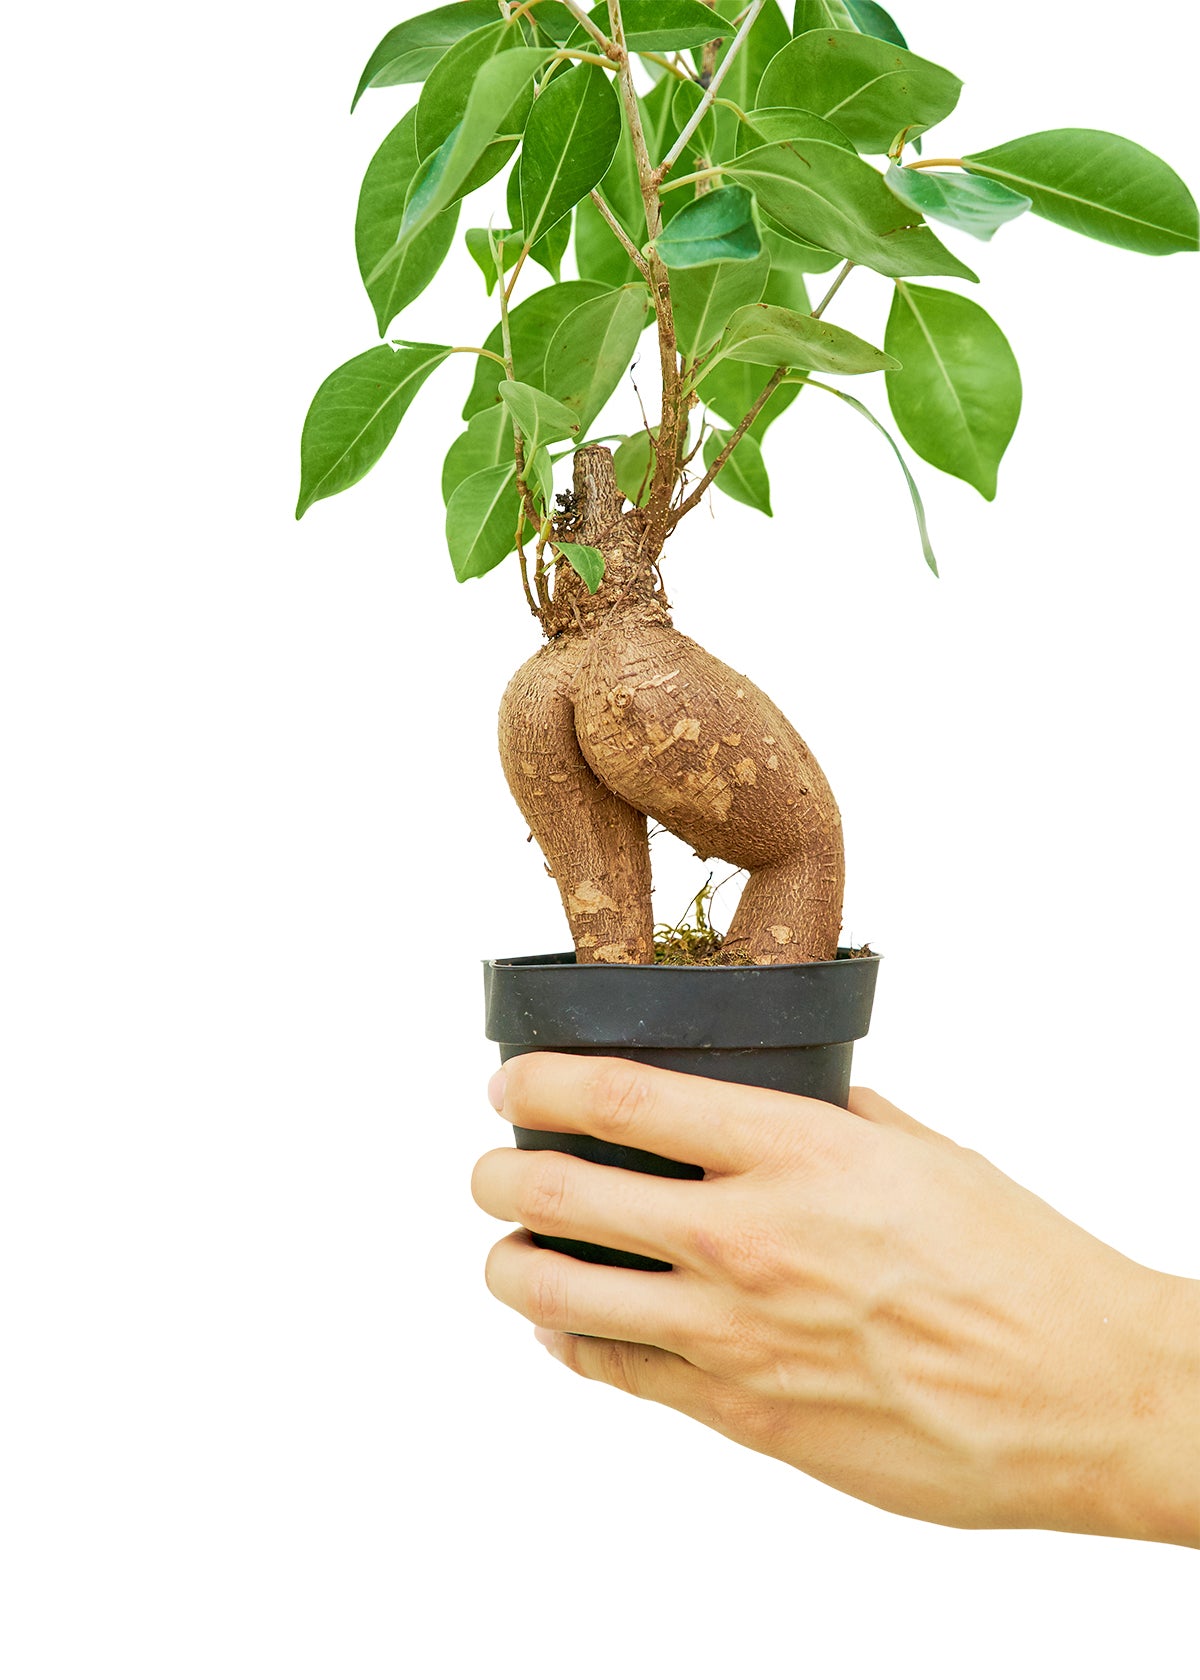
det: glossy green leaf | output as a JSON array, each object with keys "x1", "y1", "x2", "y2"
[
  {"x1": 758, "y1": 30, "x2": 961, "y2": 153},
  {"x1": 698, "y1": 357, "x2": 800, "y2": 439},
  {"x1": 735, "y1": 106, "x2": 855, "y2": 155},
  {"x1": 762, "y1": 230, "x2": 813, "y2": 311},
  {"x1": 542, "y1": 285, "x2": 652, "y2": 431},
  {"x1": 355, "y1": 110, "x2": 459, "y2": 335},
  {"x1": 962, "y1": 129, "x2": 1199, "y2": 256},
  {"x1": 377, "y1": 45, "x2": 549, "y2": 274},
  {"x1": 416, "y1": 23, "x2": 523, "y2": 157},
  {"x1": 555, "y1": 540, "x2": 606, "y2": 593},
  {"x1": 442, "y1": 406, "x2": 513, "y2": 505},
  {"x1": 656, "y1": 186, "x2": 762, "y2": 268},
  {"x1": 531, "y1": 212, "x2": 573, "y2": 280},
  {"x1": 351, "y1": 2, "x2": 501, "y2": 110},
  {"x1": 804, "y1": 379, "x2": 937, "y2": 571},
  {"x1": 590, "y1": 0, "x2": 735, "y2": 51},
  {"x1": 672, "y1": 249, "x2": 771, "y2": 363},
  {"x1": 614, "y1": 432, "x2": 657, "y2": 505},
  {"x1": 843, "y1": 0, "x2": 907, "y2": 48},
  {"x1": 464, "y1": 226, "x2": 522, "y2": 293},
  {"x1": 670, "y1": 79, "x2": 718, "y2": 166},
  {"x1": 704, "y1": 429, "x2": 772, "y2": 514},
  {"x1": 575, "y1": 106, "x2": 644, "y2": 287},
  {"x1": 498, "y1": 380, "x2": 582, "y2": 455},
  {"x1": 886, "y1": 165, "x2": 1030, "y2": 241},
  {"x1": 885, "y1": 282, "x2": 1020, "y2": 500},
  {"x1": 709, "y1": 1, "x2": 791, "y2": 161},
  {"x1": 446, "y1": 463, "x2": 521, "y2": 581},
  {"x1": 296, "y1": 342, "x2": 450, "y2": 518},
  {"x1": 792, "y1": 1, "x2": 858, "y2": 30},
  {"x1": 575, "y1": 196, "x2": 641, "y2": 287},
  {"x1": 520, "y1": 64, "x2": 622, "y2": 246},
  {"x1": 727, "y1": 141, "x2": 978, "y2": 279},
  {"x1": 462, "y1": 280, "x2": 610, "y2": 418},
  {"x1": 714, "y1": 302, "x2": 897, "y2": 373}
]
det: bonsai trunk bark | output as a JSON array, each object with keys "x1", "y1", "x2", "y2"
[{"x1": 498, "y1": 446, "x2": 844, "y2": 965}]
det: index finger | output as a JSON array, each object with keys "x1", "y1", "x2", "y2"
[{"x1": 490, "y1": 1052, "x2": 854, "y2": 1178}]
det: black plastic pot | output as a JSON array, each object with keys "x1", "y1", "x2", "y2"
[{"x1": 483, "y1": 949, "x2": 880, "y2": 1271}]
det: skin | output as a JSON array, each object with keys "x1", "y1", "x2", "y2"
[{"x1": 472, "y1": 1054, "x2": 1200, "y2": 1546}]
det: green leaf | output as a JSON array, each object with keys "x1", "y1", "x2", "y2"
[
  {"x1": 656, "y1": 186, "x2": 762, "y2": 269},
  {"x1": 296, "y1": 342, "x2": 450, "y2": 518},
  {"x1": 498, "y1": 380, "x2": 582, "y2": 455},
  {"x1": 726, "y1": 141, "x2": 979, "y2": 280},
  {"x1": 575, "y1": 196, "x2": 641, "y2": 287},
  {"x1": 351, "y1": 2, "x2": 502, "y2": 110},
  {"x1": 703, "y1": 429, "x2": 772, "y2": 514},
  {"x1": 713, "y1": 302, "x2": 897, "y2": 373},
  {"x1": 805, "y1": 380, "x2": 938, "y2": 572},
  {"x1": 884, "y1": 282, "x2": 1020, "y2": 500},
  {"x1": 370, "y1": 45, "x2": 548, "y2": 282},
  {"x1": 555, "y1": 540, "x2": 606, "y2": 593},
  {"x1": 464, "y1": 226, "x2": 523, "y2": 293},
  {"x1": 385, "y1": 47, "x2": 550, "y2": 278},
  {"x1": 710, "y1": 1, "x2": 791, "y2": 161},
  {"x1": 735, "y1": 106, "x2": 855, "y2": 155},
  {"x1": 762, "y1": 230, "x2": 813, "y2": 312},
  {"x1": 575, "y1": 105, "x2": 644, "y2": 286},
  {"x1": 614, "y1": 432, "x2": 657, "y2": 505},
  {"x1": 670, "y1": 79, "x2": 718, "y2": 166},
  {"x1": 843, "y1": 0, "x2": 907, "y2": 48},
  {"x1": 542, "y1": 285, "x2": 653, "y2": 431},
  {"x1": 531, "y1": 212, "x2": 573, "y2": 281},
  {"x1": 792, "y1": 1, "x2": 860, "y2": 34},
  {"x1": 758, "y1": 30, "x2": 961, "y2": 153},
  {"x1": 442, "y1": 406, "x2": 513, "y2": 505},
  {"x1": 590, "y1": 0, "x2": 735, "y2": 52},
  {"x1": 446, "y1": 463, "x2": 521, "y2": 581},
  {"x1": 520, "y1": 64, "x2": 622, "y2": 246},
  {"x1": 885, "y1": 165, "x2": 1030, "y2": 242},
  {"x1": 416, "y1": 22, "x2": 524, "y2": 157},
  {"x1": 698, "y1": 358, "x2": 800, "y2": 439},
  {"x1": 962, "y1": 129, "x2": 1199, "y2": 257},
  {"x1": 672, "y1": 249, "x2": 771, "y2": 363},
  {"x1": 462, "y1": 279, "x2": 610, "y2": 418},
  {"x1": 355, "y1": 110, "x2": 459, "y2": 335}
]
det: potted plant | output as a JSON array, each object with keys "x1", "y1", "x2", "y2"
[{"x1": 296, "y1": 0, "x2": 1196, "y2": 1267}]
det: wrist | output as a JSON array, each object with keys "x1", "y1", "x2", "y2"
[{"x1": 1102, "y1": 1267, "x2": 1200, "y2": 1547}]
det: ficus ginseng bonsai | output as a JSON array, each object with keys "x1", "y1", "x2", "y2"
[{"x1": 297, "y1": 0, "x2": 1197, "y2": 971}]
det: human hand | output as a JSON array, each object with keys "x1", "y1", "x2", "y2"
[{"x1": 472, "y1": 1055, "x2": 1199, "y2": 1545}]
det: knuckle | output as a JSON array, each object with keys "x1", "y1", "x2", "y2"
[
  {"x1": 693, "y1": 1217, "x2": 789, "y2": 1294},
  {"x1": 526, "y1": 1255, "x2": 569, "y2": 1330},
  {"x1": 588, "y1": 1057, "x2": 651, "y2": 1139},
  {"x1": 515, "y1": 1155, "x2": 571, "y2": 1231}
]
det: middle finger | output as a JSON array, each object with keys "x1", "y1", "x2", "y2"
[{"x1": 472, "y1": 1146, "x2": 703, "y2": 1271}]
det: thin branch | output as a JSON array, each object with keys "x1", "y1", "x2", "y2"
[
  {"x1": 638, "y1": 51, "x2": 697, "y2": 82},
  {"x1": 810, "y1": 260, "x2": 855, "y2": 320},
  {"x1": 451, "y1": 345, "x2": 509, "y2": 368},
  {"x1": 554, "y1": 0, "x2": 616, "y2": 53},
  {"x1": 588, "y1": 189, "x2": 651, "y2": 277},
  {"x1": 668, "y1": 368, "x2": 785, "y2": 528},
  {"x1": 658, "y1": 0, "x2": 764, "y2": 179},
  {"x1": 658, "y1": 165, "x2": 723, "y2": 195},
  {"x1": 607, "y1": 0, "x2": 684, "y2": 535},
  {"x1": 493, "y1": 232, "x2": 544, "y2": 547},
  {"x1": 904, "y1": 156, "x2": 966, "y2": 170}
]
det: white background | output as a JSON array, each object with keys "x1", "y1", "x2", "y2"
[{"x1": 3, "y1": 1, "x2": 1197, "y2": 1674}]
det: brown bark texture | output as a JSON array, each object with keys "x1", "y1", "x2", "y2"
[{"x1": 498, "y1": 446, "x2": 845, "y2": 965}]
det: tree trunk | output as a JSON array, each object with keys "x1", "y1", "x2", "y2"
[{"x1": 497, "y1": 446, "x2": 844, "y2": 965}]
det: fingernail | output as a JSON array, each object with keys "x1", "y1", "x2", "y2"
[
  {"x1": 535, "y1": 1327, "x2": 563, "y2": 1360},
  {"x1": 487, "y1": 1066, "x2": 507, "y2": 1114}
]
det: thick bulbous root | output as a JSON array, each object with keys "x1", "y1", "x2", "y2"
[
  {"x1": 575, "y1": 619, "x2": 844, "y2": 964},
  {"x1": 499, "y1": 621, "x2": 844, "y2": 967},
  {"x1": 498, "y1": 637, "x2": 653, "y2": 964}
]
